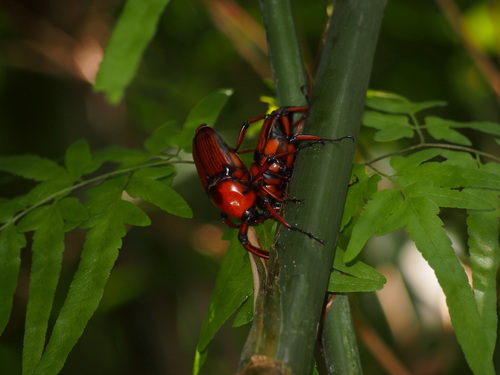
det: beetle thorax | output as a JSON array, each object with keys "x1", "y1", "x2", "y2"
[{"x1": 210, "y1": 180, "x2": 257, "y2": 220}]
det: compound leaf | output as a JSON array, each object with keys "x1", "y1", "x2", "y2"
[
  {"x1": 0, "y1": 155, "x2": 67, "y2": 182},
  {"x1": 425, "y1": 116, "x2": 500, "y2": 137},
  {"x1": 32, "y1": 197, "x2": 148, "y2": 375},
  {"x1": 467, "y1": 165, "x2": 500, "y2": 359},
  {"x1": 0, "y1": 224, "x2": 25, "y2": 335},
  {"x1": 425, "y1": 117, "x2": 472, "y2": 145},
  {"x1": 22, "y1": 205, "x2": 65, "y2": 375},
  {"x1": 329, "y1": 248, "x2": 386, "y2": 293},
  {"x1": 362, "y1": 111, "x2": 414, "y2": 141},
  {"x1": 389, "y1": 148, "x2": 442, "y2": 172},
  {"x1": 365, "y1": 96, "x2": 446, "y2": 115},
  {"x1": 340, "y1": 164, "x2": 381, "y2": 230},
  {"x1": 181, "y1": 89, "x2": 234, "y2": 152},
  {"x1": 94, "y1": 0, "x2": 172, "y2": 103},
  {"x1": 404, "y1": 194, "x2": 493, "y2": 375},
  {"x1": 144, "y1": 121, "x2": 184, "y2": 153},
  {"x1": 401, "y1": 162, "x2": 500, "y2": 189},
  {"x1": 65, "y1": 139, "x2": 100, "y2": 179},
  {"x1": 345, "y1": 189, "x2": 406, "y2": 262},
  {"x1": 404, "y1": 181, "x2": 494, "y2": 211},
  {"x1": 93, "y1": 145, "x2": 152, "y2": 168},
  {"x1": 127, "y1": 167, "x2": 192, "y2": 218},
  {"x1": 193, "y1": 230, "x2": 252, "y2": 375}
]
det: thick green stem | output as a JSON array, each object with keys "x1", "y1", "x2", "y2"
[{"x1": 239, "y1": 1, "x2": 386, "y2": 374}]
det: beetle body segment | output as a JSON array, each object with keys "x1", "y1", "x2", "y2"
[
  {"x1": 210, "y1": 180, "x2": 257, "y2": 220},
  {"x1": 193, "y1": 124, "x2": 250, "y2": 188},
  {"x1": 193, "y1": 124, "x2": 257, "y2": 220}
]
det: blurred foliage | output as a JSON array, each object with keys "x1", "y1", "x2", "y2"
[{"x1": 0, "y1": 0, "x2": 498, "y2": 374}]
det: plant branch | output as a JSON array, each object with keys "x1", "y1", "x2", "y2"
[
  {"x1": 366, "y1": 142, "x2": 500, "y2": 166},
  {"x1": 0, "y1": 158, "x2": 191, "y2": 231}
]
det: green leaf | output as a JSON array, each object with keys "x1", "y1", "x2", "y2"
[
  {"x1": 232, "y1": 297, "x2": 254, "y2": 327},
  {"x1": 403, "y1": 195, "x2": 494, "y2": 375},
  {"x1": 131, "y1": 164, "x2": 176, "y2": 180},
  {"x1": 425, "y1": 117, "x2": 472, "y2": 145},
  {"x1": 0, "y1": 196, "x2": 27, "y2": 224},
  {"x1": 427, "y1": 116, "x2": 500, "y2": 137},
  {"x1": 0, "y1": 155, "x2": 67, "y2": 182},
  {"x1": 144, "y1": 121, "x2": 186, "y2": 153},
  {"x1": 193, "y1": 231, "x2": 252, "y2": 374},
  {"x1": 118, "y1": 200, "x2": 151, "y2": 227},
  {"x1": 328, "y1": 273, "x2": 383, "y2": 293},
  {"x1": 17, "y1": 206, "x2": 53, "y2": 232},
  {"x1": 389, "y1": 148, "x2": 442, "y2": 172},
  {"x1": 32, "y1": 198, "x2": 147, "y2": 375},
  {"x1": 344, "y1": 189, "x2": 406, "y2": 262},
  {"x1": 84, "y1": 176, "x2": 128, "y2": 217},
  {"x1": 439, "y1": 149, "x2": 478, "y2": 168},
  {"x1": 329, "y1": 248, "x2": 386, "y2": 292},
  {"x1": 94, "y1": 0, "x2": 172, "y2": 103},
  {"x1": 65, "y1": 139, "x2": 101, "y2": 179},
  {"x1": 340, "y1": 164, "x2": 381, "y2": 230},
  {"x1": 467, "y1": 192, "x2": 499, "y2": 359},
  {"x1": 398, "y1": 162, "x2": 500, "y2": 190},
  {"x1": 127, "y1": 167, "x2": 193, "y2": 218},
  {"x1": 362, "y1": 111, "x2": 414, "y2": 141},
  {"x1": 182, "y1": 89, "x2": 234, "y2": 152},
  {"x1": 56, "y1": 197, "x2": 89, "y2": 232},
  {"x1": 192, "y1": 349, "x2": 208, "y2": 375},
  {"x1": 22, "y1": 205, "x2": 65, "y2": 375},
  {"x1": 24, "y1": 177, "x2": 74, "y2": 207},
  {"x1": 0, "y1": 224, "x2": 25, "y2": 335},
  {"x1": 93, "y1": 146, "x2": 151, "y2": 169},
  {"x1": 404, "y1": 181, "x2": 494, "y2": 210},
  {"x1": 365, "y1": 96, "x2": 446, "y2": 115}
]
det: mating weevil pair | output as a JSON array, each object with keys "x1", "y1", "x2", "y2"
[{"x1": 193, "y1": 106, "x2": 353, "y2": 259}]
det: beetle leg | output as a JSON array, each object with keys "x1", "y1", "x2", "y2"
[
  {"x1": 257, "y1": 184, "x2": 303, "y2": 204},
  {"x1": 262, "y1": 200, "x2": 325, "y2": 244},
  {"x1": 234, "y1": 114, "x2": 269, "y2": 151},
  {"x1": 238, "y1": 222, "x2": 270, "y2": 259},
  {"x1": 221, "y1": 213, "x2": 239, "y2": 228},
  {"x1": 294, "y1": 134, "x2": 354, "y2": 146}
]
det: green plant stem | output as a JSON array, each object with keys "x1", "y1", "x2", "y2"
[
  {"x1": 0, "y1": 158, "x2": 190, "y2": 231},
  {"x1": 366, "y1": 142, "x2": 500, "y2": 165},
  {"x1": 320, "y1": 295, "x2": 362, "y2": 374},
  {"x1": 239, "y1": 1, "x2": 386, "y2": 374},
  {"x1": 259, "y1": 0, "x2": 308, "y2": 106}
]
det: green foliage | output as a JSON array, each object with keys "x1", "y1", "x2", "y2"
[
  {"x1": 0, "y1": 224, "x2": 24, "y2": 334},
  {"x1": 0, "y1": 89, "x2": 232, "y2": 375},
  {"x1": 192, "y1": 94, "x2": 499, "y2": 375},
  {"x1": 193, "y1": 230, "x2": 254, "y2": 375},
  {"x1": 345, "y1": 93, "x2": 500, "y2": 375},
  {"x1": 94, "y1": 0, "x2": 172, "y2": 103}
]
